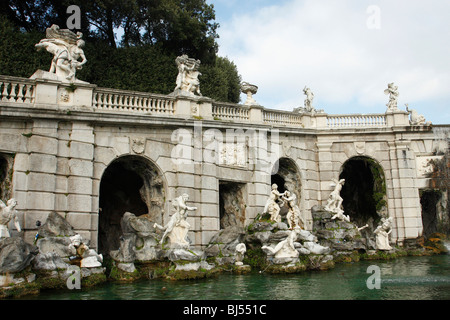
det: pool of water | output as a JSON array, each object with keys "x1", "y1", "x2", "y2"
[{"x1": 19, "y1": 254, "x2": 450, "y2": 300}]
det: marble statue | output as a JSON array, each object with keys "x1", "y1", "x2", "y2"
[
  {"x1": 174, "y1": 55, "x2": 202, "y2": 96},
  {"x1": 0, "y1": 198, "x2": 21, "y2": 238},
  {"x1": 303, "y1": 86, "x2": 315, "y2": 112},
  {"x1": 241, "y1": 82, "x2": 258, "y2": 106},
  {"x1": 235, "y1": 243, "x2": 246, "y2": 266},
  {"x1": 262, "y1": 227, "x2": 301, "y2": 260},
  {"x1": 325, "y1": 179, "x2": 350, "y2": 222},
  {"x1": 384, "y1": 83, "x2": 399, "y2": 111},
  {"x1": 406, "y1": 104, "x2": 431, "y2": 126},
  {"x1": 283, "y1": 190, "x2": 303, "y2": 229},
  {"x1": 154, "y1": 193, "x2": 197, "y2": 248},
  {"x1": 374, "y1": 217, "x2": 393, "y2": 250},
  {"x1": 35, "y1": 24, "x2": 87, "y2": 82},
  {"x1": 263, "y1": 184, "x2": 285, "y2": 223}
]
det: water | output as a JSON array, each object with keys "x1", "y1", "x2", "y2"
[{"x1": 18, "y1": 254, "x2": 450, "y2": 300}]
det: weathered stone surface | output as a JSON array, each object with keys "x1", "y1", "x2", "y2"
[
  {"x1": 31, "y1": 252, "x2": 69, "y2": 270},
  {"x1": 167, "y1": 248, "x2": 201, "y2": 262},
  {"x1": 0, "y1": 237, "x2": 38, "y2": 273},
  {"x1": 248, "y1": 221, "x2": 274, "y2": 232},
  {"x1": 36, "y1": 236, "x2": 74, "y2": 257},
  {"x1": 303, "y1": 241, "x2": 330, "y2": 254},
  {"x1": 38, "y1": 212, "x2": 76, "y2": 237}
]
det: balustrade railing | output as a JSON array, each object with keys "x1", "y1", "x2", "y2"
[
  {"x1": 212, "y1": 102, "x2": 249, "y2": 121},
  {"x1": 0, "y1": 76, "x2": 35, "y2": 104},
  {"x1": 326, "y1": 114, "x2": 386, "y2": 128},
  {"x1": 0, "y1": 75, "x2": 396, "y2": 130},
  {"x1": 263, "y1": 109, "x2": 303, "y2": 126},
  {"x1": 92, "y1": 88, "x2": 175, "y2": 115}
]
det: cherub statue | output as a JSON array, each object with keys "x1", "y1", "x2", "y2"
[
  {"x1": 154, "y1": 193, "x2": 197, "y2": 248},
  {"x1": 283, "y1": 190, "x2": 303, "y2": 229},
  {"x1": 374, "y1": 217, "x2": 393, "y2": 250},
  {"x1": 384, "y1": 83, "x2": 399, "y2": 111},
  {"x1": 174, "y1": 55, "x2": 202, "y2": 96},
  {"x1": 35, "y1": 24, "x2": 87, "y2": 82},
  {"x1": 0, "y1": 198, "x2": 21, "y2": 238},
  {"x1": 325, "y1": 179, "x2": 350, "y2": 222},
  {"x1": 263, "y1": 184, "x2": 285, "y2": 223}
]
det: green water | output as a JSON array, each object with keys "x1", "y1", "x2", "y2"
[{"x1": 21, "y1": 254, "x2": 450, "y2": 300}]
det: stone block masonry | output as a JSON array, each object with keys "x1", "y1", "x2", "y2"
[{"x1": 0, "y1": 73, "x2": 446, "y2": 250}]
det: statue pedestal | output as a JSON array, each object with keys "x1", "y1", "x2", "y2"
[{"x1": 30, "y1": 70, "x2": 95, "y2": 108}]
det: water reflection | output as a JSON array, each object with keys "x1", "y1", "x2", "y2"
[{"x1": 19, "y1": 255, "x2": 450, "y2": 300}]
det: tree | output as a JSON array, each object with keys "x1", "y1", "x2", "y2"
[{"x1": 0, "y1": 1, "x2": 242, "y2": 103}]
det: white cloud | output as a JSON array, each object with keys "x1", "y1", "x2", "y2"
[{"x1": 215, "y1": 0, "x2": 450, "y2": 123}]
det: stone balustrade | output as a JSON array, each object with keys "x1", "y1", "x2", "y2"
[
  {"x1": 212, "y1": 102, "x2": 249, "y2": 121},
  {"x1": 263, "y1": 109, "x2": 303, "y2": 126},
  {"x1": 0, "y1": 74, "x2": 415, "y2": 129},
  {"x1": 0, "y1": 76, "x2": 35, "y2": 104},
  {"x1": 93, "y1": 87, "x2": 175, "y2": 115},
  {"x1": 326, "y1": 114, "x2": 387, "y2": 128}
]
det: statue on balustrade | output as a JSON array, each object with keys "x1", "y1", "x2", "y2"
[
  {"x1": 35, "y1": 24, "x2": 87, "y2": 82},
  {"x1": 0, "y1": 198, "x2": 21, "y2": 238},
  {"x1": 405, "y1": 104, "x2": 431, "y2": 126},
  {"x1": 303, "y1": 86, "x2": 315, "y2": 112},
  {"x1": 384, "y1": 83, "x2": 399, "y2": 111},
  {"x1": 174, "y1": 55, "x2": 202, "y2": 96}
]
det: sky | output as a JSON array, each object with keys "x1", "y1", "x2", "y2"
[{"x1": 207, "y1": 0, "x2": 450, "y2": 124}]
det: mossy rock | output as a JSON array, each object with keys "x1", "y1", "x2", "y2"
[{"x1": 265, "y1": 263, "x2": 307, "y2": 274}]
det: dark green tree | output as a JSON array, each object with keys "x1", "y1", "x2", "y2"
[{"x1": 0, "y1": 1, "x2": 241, "y2": 103}]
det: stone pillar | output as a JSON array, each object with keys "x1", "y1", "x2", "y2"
[
  {"x1": 13, "y1": 119, "x2": 59, "y2": 243},
  {"x1": 66, "y1": 122, "x2": 96, "y2": 246},
  {"x1": 316, "y1": 142, "x2": 334, "y2": 204},
  {"x1": 248, "y1": 105, "x2": 264, "y2": 123},
  {"x1": 386, "y1": 110, "x2": 410, "y2": 127},
  {"x1": 387, "y1": 140, "x2": 423, "y2": 243}
]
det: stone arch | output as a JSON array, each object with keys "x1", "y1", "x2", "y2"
[
  {"x1": 271, "y1": 157, "x2": 302, "y2": 217},
  {"x1": 338, "y1": 156, "x2": 387, "y2": 228},
  {"x1": 98, "y1": 154, "x2": 166, "y2": 256}
]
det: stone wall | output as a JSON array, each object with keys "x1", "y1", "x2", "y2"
[{"x1": 0, "y1": 76, "x2": 447, "y2": 250}]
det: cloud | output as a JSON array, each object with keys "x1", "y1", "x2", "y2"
[{"x1": 216, "y1": 0, "x2": 450, "y2": 123}]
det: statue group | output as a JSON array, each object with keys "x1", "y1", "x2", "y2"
[
  {"x1": 35, "y1": 24, "x2": 87, "y2": 82},
  {"x1": 263, "y1": 184, "x2": 304, "y2": 229}
]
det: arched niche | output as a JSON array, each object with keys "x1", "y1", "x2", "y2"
[
  {"x1": 271, "y1": 157, "x2": 302, "y2": 217},
  {"x1": 98, "y1": 155, "x2": 165, "y2": 255},
  {"x1": 339, "y1": 156, "x2": 387, "y2": 228}
]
